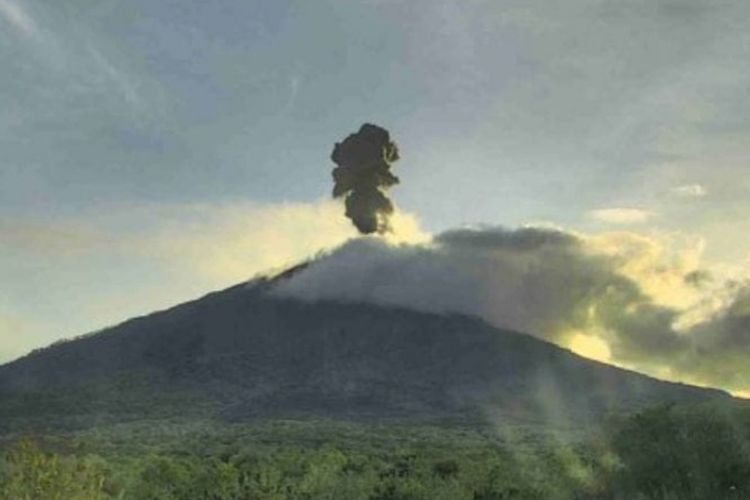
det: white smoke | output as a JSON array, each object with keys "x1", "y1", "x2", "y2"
[{"x1": 273, "y1": 225, "x2": 750, "y2": 395}]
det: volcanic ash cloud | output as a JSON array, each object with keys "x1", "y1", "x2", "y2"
[{"x1": 331, "y1": 123, "x2": 400, "y2": 235}]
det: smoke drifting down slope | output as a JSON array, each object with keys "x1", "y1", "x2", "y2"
[
  {"x1": 272, "y1": 226, "x2": 750, "y2": 396},
  {"x1": 331, "y1": 124, "x2": 400, "y2": 234}
]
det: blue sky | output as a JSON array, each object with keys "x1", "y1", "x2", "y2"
[{"x1": 2, "y1": 0, "x2": 750, "y2": 363}]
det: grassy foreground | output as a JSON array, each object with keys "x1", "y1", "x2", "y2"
[{"x1": 1, "y1": 403, "x2": 749, "y2": 499}]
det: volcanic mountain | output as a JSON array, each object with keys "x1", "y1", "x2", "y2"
[{"x1": 0, "y1": 267, "x2": 732, "y2": 433}]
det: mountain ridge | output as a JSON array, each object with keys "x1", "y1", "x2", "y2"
[{"x1": 0, "y1": 270, "x2": 733, "y2": 433}]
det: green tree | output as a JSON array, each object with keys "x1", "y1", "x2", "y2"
[
  {"x1": 0, "y1": 438, "x2": 106, "y2": 500},
  {"x1": 607, "y1": 405, "x2": 750, "y2": 499},
  {"x1": 128, "y1": 455, "x2": 193, "y2": 500}
]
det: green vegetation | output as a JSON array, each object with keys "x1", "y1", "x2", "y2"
[
  {"x1": 605, "y1": 404, "x2": 750, "y2": 499},
  {"x1": 1, "y1": 403, "x2": 749, "y2": 499},
  {"x1": 0, "y1": 438, "x2": 106, "y2": 500}
]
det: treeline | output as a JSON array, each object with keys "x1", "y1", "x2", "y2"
[{"x1": 1, "y1": 403, "x2": 749, "y2": 499}]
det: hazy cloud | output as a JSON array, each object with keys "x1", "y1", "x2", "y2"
[
  {"x1": 282, "y1": 75, "x2": 300, "y2": 114},
  {"x1": 86, "y1": 45, "x2": 141, "y2": 109},
  {"x1": 0, "y1": 313, "x2": 31, "y2": 363},
  {"x1": 671, "y1": 183, "x2": 708, "y2": 198},
  {"x1": 589, "y1": 208, "x2": 654, "y2": 224},
  {"x1": 0, "y1": 0, "x2": 36, "y2": 37},
  {"x1": 0, "y1": 218, "x2": 105, "y2": 255},
  {"x1": 0, "y1": 200, "x2": 424, "y2": 364}
]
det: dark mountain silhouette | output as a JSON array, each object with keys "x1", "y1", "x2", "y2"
[{"x1": 0, "y1": 270, "x2": 732, "y2": 432}]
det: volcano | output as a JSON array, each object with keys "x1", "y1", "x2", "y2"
[{"x1": 0, "y1": 268, "x2": 731, "y2": 433}]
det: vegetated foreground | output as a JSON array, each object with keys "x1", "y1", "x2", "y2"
[{"x1": 2, "y1": 403, "x2": 750, "y2": 500}]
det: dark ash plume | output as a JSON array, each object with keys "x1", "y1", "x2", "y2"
[{"x1": 331, "y1": 123, "x2": 400, "y2": 234}]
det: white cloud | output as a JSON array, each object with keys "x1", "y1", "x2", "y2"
[
  {"x1": 671, "y1": 183, "x2": 708, "y2": 198},
  {"x1": 588, "y1": 208, "x2": 654, "y2": 224},
  {"x1": 0, "y1": 0, "x2": 36, "y2": 37}
]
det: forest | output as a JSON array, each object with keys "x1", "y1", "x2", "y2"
[{"x1": 2, "y1": 402, "x2": 749, "y2": 500}]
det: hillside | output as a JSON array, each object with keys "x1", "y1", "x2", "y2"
[{"x1": 0, "y1": 273, "x2": 731, "y2": 433}]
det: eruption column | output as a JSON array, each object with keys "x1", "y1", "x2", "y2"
[{"x1": 331, "y1": 124, "x2": 400, "y2": 234}]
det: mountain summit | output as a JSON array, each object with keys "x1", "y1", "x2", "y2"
[{"x1": 0, "y1": 271, "x2": 730, "y2": 432}]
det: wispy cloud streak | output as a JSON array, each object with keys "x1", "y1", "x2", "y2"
[
  {"x1": 671, "y1": 184, "x2": 708, "y2": 198},
  {"x1": 87, "y1": 45, "x2": 141, "y2": 108},
  {"x1": 589, "y1": 208, "x2": 654, "y2": 224},
  {"x1": 0, "y1": 0, "x2": 36, "y2": 37}
]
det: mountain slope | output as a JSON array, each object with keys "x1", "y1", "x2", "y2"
[{"x1": 0, "y1": 275, "x2": 731, "y2": 432}]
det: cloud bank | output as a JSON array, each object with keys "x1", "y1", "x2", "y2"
[
  {"x1": 273, "y1": 226, "x2": 750, "y2": 395},
  {"x1": 4, "y1": 197, "x2": 747, "y2": 396}
]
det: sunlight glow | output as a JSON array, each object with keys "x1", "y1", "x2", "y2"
[{"x1": 569, "y1": 333, "x2": 611, "y2": 362}]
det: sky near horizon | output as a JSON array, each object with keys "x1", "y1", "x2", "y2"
[{"x1": 2, "y1": 0, "x2": 750, "y2": 381}]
